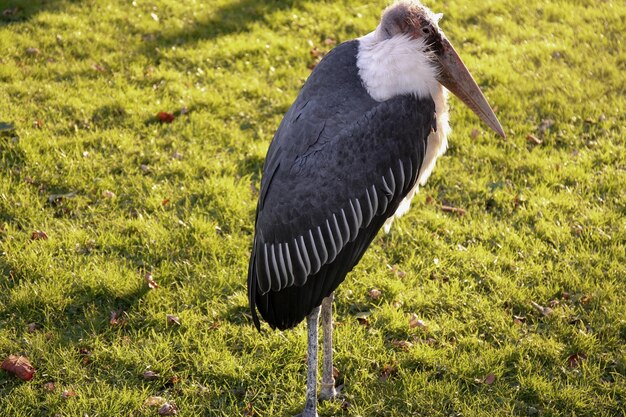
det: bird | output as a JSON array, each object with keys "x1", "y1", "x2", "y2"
[{"x1": 247, "y1": 1, "x2": 504, "y2": 416}]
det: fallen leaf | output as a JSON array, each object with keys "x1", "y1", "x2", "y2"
[
  {"x1": 61, "y1": 389, "x2": 77, "y2": 399},
  {"x1": 530, "y1": 301, "x2": 553, "y2": 316},
  {"x1": 484, "y1": 373, "x2": 496, "y2": 385},
  {"x1": 324, "y1": 38, "x2": 336, "y2": 46},
  {"x1": 143, "y1": 370, "x2": 160, "y2": 380},
  {"x1": 580, "y1": 294, "x2": 593, "y2": 305},
  {"x1": 567, "y1": 352, "x2": 587, "y2": 368},
  {"x1": 161, "y1": 198, "x2": 170, "y2": 206},
  {"x1": 92, "y1": 63, "x2": 108, "y2": 73},
  {"x1": 309, "y1": 47, "x2": 324, "y2": 58},
  {"x1": 409, "y1": 313, "x2": 428, "y2": 330},
  {"x1": 440, "y1": 205, "x2": 466, "y2": 216},
  {"x1": 391, "y1": 340, "x2": 413, "y2": 350},
  {"x1": 43, "y1": 381, "x2": 56, "y2": 392},
  {"x1": 166, "y1": 314, "x2": 181, "y2": 326},
  {"x1": 31, "y1": 230, "x2": 48, "y2": 240},
  {"x1": 513, "y1": 315, "x2": 526, "y2": 325},
  {"x1": 526, "y1": 134, "x2": 542, "y2": 145},
  {"x1": 332, "y1": 366, "x2": 340, "y2": 379},
  {"x1": 172, "y1": 151, "x2": 183, "y2": 160},
  {"x1": 25, "y1": 47, "x2": 40, "y2": 56},
  {"x1": 110, "y1": 310, "x2": 127, "y2": 326},
  {"x1": 157, "y1": 112, "x2": 175, "y2": 123},
  {"x1": 470, "y1": 128, "x2": 480, "y2": 139},
  {"x1": 145, "y1": 273, "x2": 159, "y2": 289},
  {"x1": 562, "y1": 292, "x2": 570, "y2": 300},
  {"x1": 158, "y1": 402, "x2": 178, "y2": 415},
  {"x1": 144, "y1": 396, "x2": 166, "y2": 407},
  {"x1": 379, "y1": 363, "x2": 396, "y2": 382},
  {"x1": 27, "y1": 323, "x2": 38, "y2": 333},
  {"x1": 2, "y1": 7, "x2": 19, "y2": 17},
  {"x1": 2, "y1": 355, "x2": 36, "y2": 381},
  {"x1": 33, "y1": 119, "x2": 44, "y2": 128},
  {"x1": 78, "y1": 348, "x2": 92, "y2": 365},
  {"x1": 243, "y1": 402, "x2": 256, "y2": 417},
  {"x1": 355, "y1": 311, "x2": 371, "y2": 326},
  {"x1": 368, "y1": 288, "x2": 382, "y2": 299},
  {"x1": 101, "y1": 190, "x2": 115, "y2": 199}
]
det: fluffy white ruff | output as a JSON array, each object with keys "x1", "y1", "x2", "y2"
[{"x1": 356, "y1": 31, "x2": 450, "y2": 233}]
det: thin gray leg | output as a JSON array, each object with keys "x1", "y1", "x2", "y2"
[
  {"x1": 298, "y1": 306, "x2": 320, "y2": 417},
  {"x1": 319, "y1": 293, "x2": 338, "y2": 400}
]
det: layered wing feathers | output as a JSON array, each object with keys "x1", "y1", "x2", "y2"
[{"x1": 248, "y1": 40, "x2": 435, "y2": 330}]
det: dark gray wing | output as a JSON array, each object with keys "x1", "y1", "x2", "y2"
[{"x1": 248, "y1": 40, "x2": 436, "y2": 330}]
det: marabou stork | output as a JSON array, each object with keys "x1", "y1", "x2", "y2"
[{"x1": 247, "y1": 1, "x2": 504, "y2": 415}]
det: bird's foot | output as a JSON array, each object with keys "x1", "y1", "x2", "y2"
[{"x1": 319, "y1": 382, "x2": 341, "y2": 401}]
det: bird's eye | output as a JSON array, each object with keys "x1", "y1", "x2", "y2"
[{"x1": 422, "y1": 26, "x2": 431, "y2": 35}]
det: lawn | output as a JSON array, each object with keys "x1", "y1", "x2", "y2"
[{"x1": 0, "y1": 0, "x2": 624, "y2": 416}]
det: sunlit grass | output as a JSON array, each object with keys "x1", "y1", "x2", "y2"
[{"x1": 0, "y1": 0, "x2": 624, "y2": 416}]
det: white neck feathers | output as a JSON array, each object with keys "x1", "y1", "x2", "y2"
[{"x1": 356, "y1": 31, "x2": 441, "y2": 102}]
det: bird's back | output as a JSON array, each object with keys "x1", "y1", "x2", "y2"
[{"x1": 248, "y1": 40, "x2": 436, "y2": 330}]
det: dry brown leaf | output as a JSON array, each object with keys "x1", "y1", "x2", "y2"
[
  {"x1": 470, "y1": 128, "x2": 480, "y2": 139},
  {"x1": 355, "y1": 311, "x2": 371, "y2": 326},
  {"x1": 243, "y1": 402, "x2": 256, "y2": 417},
  {"x1": 368, "y1": 288, "x2": 382, "y2": 299},
  {"x1": 143, "y1": 370, "x2": 160, "y2": 380},
  {"x1": 567, "y1": 352, "x2": 587, "y2": 368},
  {"x1": 513, "y1": 315, "x2": 526, "y2": 325},
  {"x1": 484, "y1": 373, "x2": 496, "y2": 385},
  {"x1": 526, "y1": 134, "x2": 543, "y2": 145},
  {"x1": 2, "y1": 355, "x2": 36, "y2": 381},
  {"x1": 61, "y1": 389, "x2": 77, "y2": 399},
  {"x1": 530, "y1": 301, "x2": 553, "y2": 316},
  {"x1": 157, "y1": 112, "x2": 175, "y2": 123},
  {"x1": 440, "y1": 205, "x2": 466, "y2": 216},
  {"x1": 379, "y1": 363, "x2": 397, "y2": 382},
  {"x1": 145, "y1": 273, "x2": 159, "y2": 289},
  {"x1": 110, "y1": 310, "x2": 127, "y2": 326},
  {"x1": 158, "y1": 402, "x2": 178, "y2": 415},
  {"x1": 409, "y1": 313, "x2": 428, "y2": 330},
  {"x1": 391, "y1": 340, "x2": 413, "y2": 350},
  {"x1": 31, "y1": 230, "x2": 48, "y2": 240},
  {"x1": 78, "y1": 347, "x2": 92, "y2": 365},
  {"x1": 102, "y1": 190, "x2": 115, "y2": 199},
  {"x1": 43, "y1": 381, "x2": 56, "y2": 392},
  {"x1": 167, "y1": 314, "x2": 181, "y2": 326}
]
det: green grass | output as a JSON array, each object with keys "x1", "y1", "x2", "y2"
[{"x1": 0, "y1": 0, "x2": 624, "y2": 416}]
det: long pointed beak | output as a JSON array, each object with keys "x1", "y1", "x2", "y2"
[{"x1": 436, "y1": 38, "x2": 505, "y2": 138}]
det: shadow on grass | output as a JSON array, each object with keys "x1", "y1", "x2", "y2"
[
  {"x1": 142, "y1": 0, "x2": 299, "y2": 50},
  {"x1": 0, "y1": 0, "x2": 73, "y2": 26}
]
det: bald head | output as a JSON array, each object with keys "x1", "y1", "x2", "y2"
[{"x1": 379, "y1": 1, "x2": 443, "y2": 40}]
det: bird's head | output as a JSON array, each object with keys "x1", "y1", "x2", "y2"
[{"x1": 368, "y1": 0, "x2": 505, "y2": 137}]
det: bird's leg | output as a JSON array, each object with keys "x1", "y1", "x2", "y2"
[
  {"x1": 299, "y1": 306, "x2": 320, "y2": 417},
  {"x1": 319, "y1": 293, "x2": 338, "y2": 401}
]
